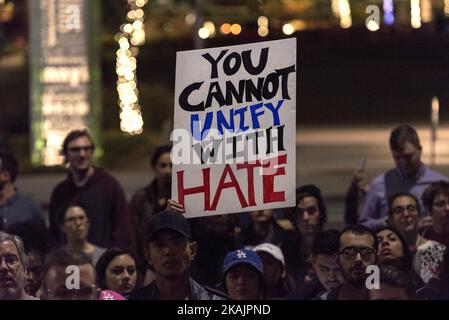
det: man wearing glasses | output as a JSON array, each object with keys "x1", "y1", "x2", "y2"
[
  {"x1": 40, "y1": 248, "x2": 99, "y2": 300},
  {"x1": 0, "y1": 231, "x2": 38, "y2": 300},
  {"x1": 320, "y1": 225, "x2": 378, "y2": 300},
  {"x1": 48, "y1": 129, "x2": 131, "y2": 249},
  {"x1": 359, "y1": 124, "x2": 448, "y2": 230},
  {"x1": 388, "y1": 193, "x2": 445, "y2": 284}
]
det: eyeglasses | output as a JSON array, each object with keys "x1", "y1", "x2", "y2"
[
  {"x1": 64, "y1": 215, "x2": 87, "y2": 224},
  {"x1": 392, "y1": 205, "x2": 418, "y2": 216},
  {"x1": 0, "y1": 254, "x2": 20, "y2": 268},
  {"x1": 339, "y1": 246, "x2": 375, "y2": 261},
  {"x1": 47, "y1": 285, "x2": 97, "y2": 300},
  {"x1": 68, "y1": 146, "x2": 94, "y2": 153}
]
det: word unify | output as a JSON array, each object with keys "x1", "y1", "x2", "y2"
[{"x1": 190, "y1": 99, "x2": 284, "y2": 139}]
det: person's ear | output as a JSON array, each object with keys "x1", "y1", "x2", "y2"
[
  {"x1": 144, "y1": 247, "x2": 153, "y2": 266},
  {"x1": 189, "y1": 241, "x2": 198, "y2": 261}
]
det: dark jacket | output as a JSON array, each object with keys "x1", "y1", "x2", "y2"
[
  {"x1": 0, "y1": 191, "x2": 46, "y2": 232},
  {"x1": 49, "y1": 168, "x2": 131, "y2": 248},
  {"x1": 287, "y1": 280, "x2": 326, "y2": 300},
  {"x1": 129, "y1": 278, "x2": 227, "y2": 300},
  {"x1": 129, "y1": 179, "x2": 169, "y2": 263}
]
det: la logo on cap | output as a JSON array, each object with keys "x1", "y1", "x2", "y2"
[
  {"x1": 237, "y1": 250, "x2": 246, "y2": 259},
  {"x1": 99, "y1": 290, "x2": 125, "y2": 300}
]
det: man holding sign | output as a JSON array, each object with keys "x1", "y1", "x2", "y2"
[{"x1": 170, "y1": 38, "x2": 297, "y2": 218}]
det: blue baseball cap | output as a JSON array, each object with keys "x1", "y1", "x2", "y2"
[{"x1": 222, "y1": 249, "x2": 263, "y2": 275}]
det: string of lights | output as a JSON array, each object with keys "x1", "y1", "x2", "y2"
[{"x1": 116, "y1": 0, "x2": 148, "y2": 135}]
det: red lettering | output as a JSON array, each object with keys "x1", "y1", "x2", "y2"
[
  {"x1": 236, "y1": 161, "x2": 262, "y2": 206},
  {"x1": 262, "y1": 154, "x2": 287, "y2": 203},
  {"x1": 211, "y1": 164, "x2": 249, "y2": 210},
  {"x1": 177, "y1": 169, "x2": 211, "y2": 210}
]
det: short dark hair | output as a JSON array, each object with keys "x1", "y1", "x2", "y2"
[
  {"x1": 42, "y1": 248, "x2": 94, "y2": 291},
  {"x1": 422, "y1": 180, "x2": 449, "y2": 212},
  {"x1": 291, "y1": 185, "x2": 327, "y2": 228},
  {"x1": 387, "y1": 192, "x2": 420, "y2": 217},
  {"x1": 57, "y1": 203, "x2": 88, "y2": 226},
  {"x1": 95, "y1": 247, "x2": 140, "y2": 291},
  {"x1": 340, "y1": 224, "x2": 379, "y2": 251},
  {"x1": 61, "y1": 129, "x2": 95, "y2": 156},
  {"x1": 312, "y1": 229, "x2": 341, "y2": 256},
  {"x1": 389, "y1": 124, "x2": 421, "y2": 152},
  {"x1": 377, "y1": 265, "x2": 415, "y2": 299},
  {"x1": 0, "y1": 150, "x2": 18, "y2": 182},
  {"x1": 150, "y1": 145, "x2": 172, "y2": 168}
]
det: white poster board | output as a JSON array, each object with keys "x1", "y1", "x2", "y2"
[{"x1": 172, "y1": 38, "x2": 297, "y2": 218}]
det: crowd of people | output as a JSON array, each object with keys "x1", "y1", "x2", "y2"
[{"x1": 1, "y1": 124, "x2": 449, "y2": 300}]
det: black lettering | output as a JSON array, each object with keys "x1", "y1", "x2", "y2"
[
  {"x1": 223, "y1": 52, "x2": 242, "y2": 76},
  {"x1": 245, "y1": 77, "x2": 264, "y2": 102},
  {"x1": 262, "y1": 72, "x2": 279, "y2": 100},
  {"x1": 202, "y1": 50, "x2": 228, "y2": 79},
  {"x1": 225, "y1": 79, "x2": 245, "y2": 106},
  {"x1": 179, "y1": 82, "x2": 204, "y2": 112},
  {"x1": 205, "y1": 82, "x2": 226, "y2": 109},
  {"x1": 276, "y1": 65, "x2": 296, "y2": 100},
  {"x1": 242, "y1": 47, "x2": 269, "y2": 75}
]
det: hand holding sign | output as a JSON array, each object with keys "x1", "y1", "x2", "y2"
[
  {"x1": 172, "y1": 38, "x2": 297, "y2": 218},
  {"x1": 167, "y1": 199, "x2": 185, "y2": 214}
]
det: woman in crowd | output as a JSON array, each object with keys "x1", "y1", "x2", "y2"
[
  {"x1": 421, "y1": 181, "x2": 449, "y2": 247},
  {"x1": 95, "y1": 247, "x2": 140, "y2": 299},
  {"x1": 253, "y1": 243, "x2": 295, "y2": 299},
  {"x1": 220, "y1": 249, "x2": 265, "y2": 300},
  {"x1": 59, "y1": 204, "x2": 106, "y2": 266}
]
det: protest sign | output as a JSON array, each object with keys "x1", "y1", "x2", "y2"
[{"x1": 172, "y1": 38, "x2": 296, "y2": 218}]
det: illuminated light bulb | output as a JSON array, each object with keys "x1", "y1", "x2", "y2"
[
  {"x1": 230, "y1": 24, "x2": 241, "y2": 35},
  {"x1": 220, "y1": 23, "x2": 231, "y2": 35},
  {"x1": 185, "y1": 13, "x2": 196, "y2": 25},
  {"x1": 198, "y1": 27, "x2": 210, "y2": 39},
  {"x1": 203, "y1": 21, "x2": 216, "y2": 37},
  {"x1": 133, "y1": 20, "x2": 143, "y2": 30},
  {"x1": 367, "y1": 19, "x2": 380, "y2": 31},
  {"x1": 258, "y1": 26, "x2": 269, "y2": 37},
  {"x1": 123, "y1": 24, "x2": 133, "y2": 34},
  {"x1": 282, "y1": 24, "x2": 294, "y2": 35},
  {"x1": 127, "y1": 11, "x2": 136, "y2": 20},
  {"x1": 258, "y1": 16, "x2": 268, "y2": 27},
  {"x1": 135, "y1": 9, "x2": 144, "y2": 19}
]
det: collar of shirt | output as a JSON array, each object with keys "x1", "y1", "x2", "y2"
[{"x1": 395, "y1": 164, "x2": 425, "y2": 181}]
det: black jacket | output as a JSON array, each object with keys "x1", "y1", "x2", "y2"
[{"x1": 129, "y1": 278, "x2": 227, "y2": 300}]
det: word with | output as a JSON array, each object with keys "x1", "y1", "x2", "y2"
[{"x1": 172, "y1": 126, "x2": 285, "y2": 165}]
